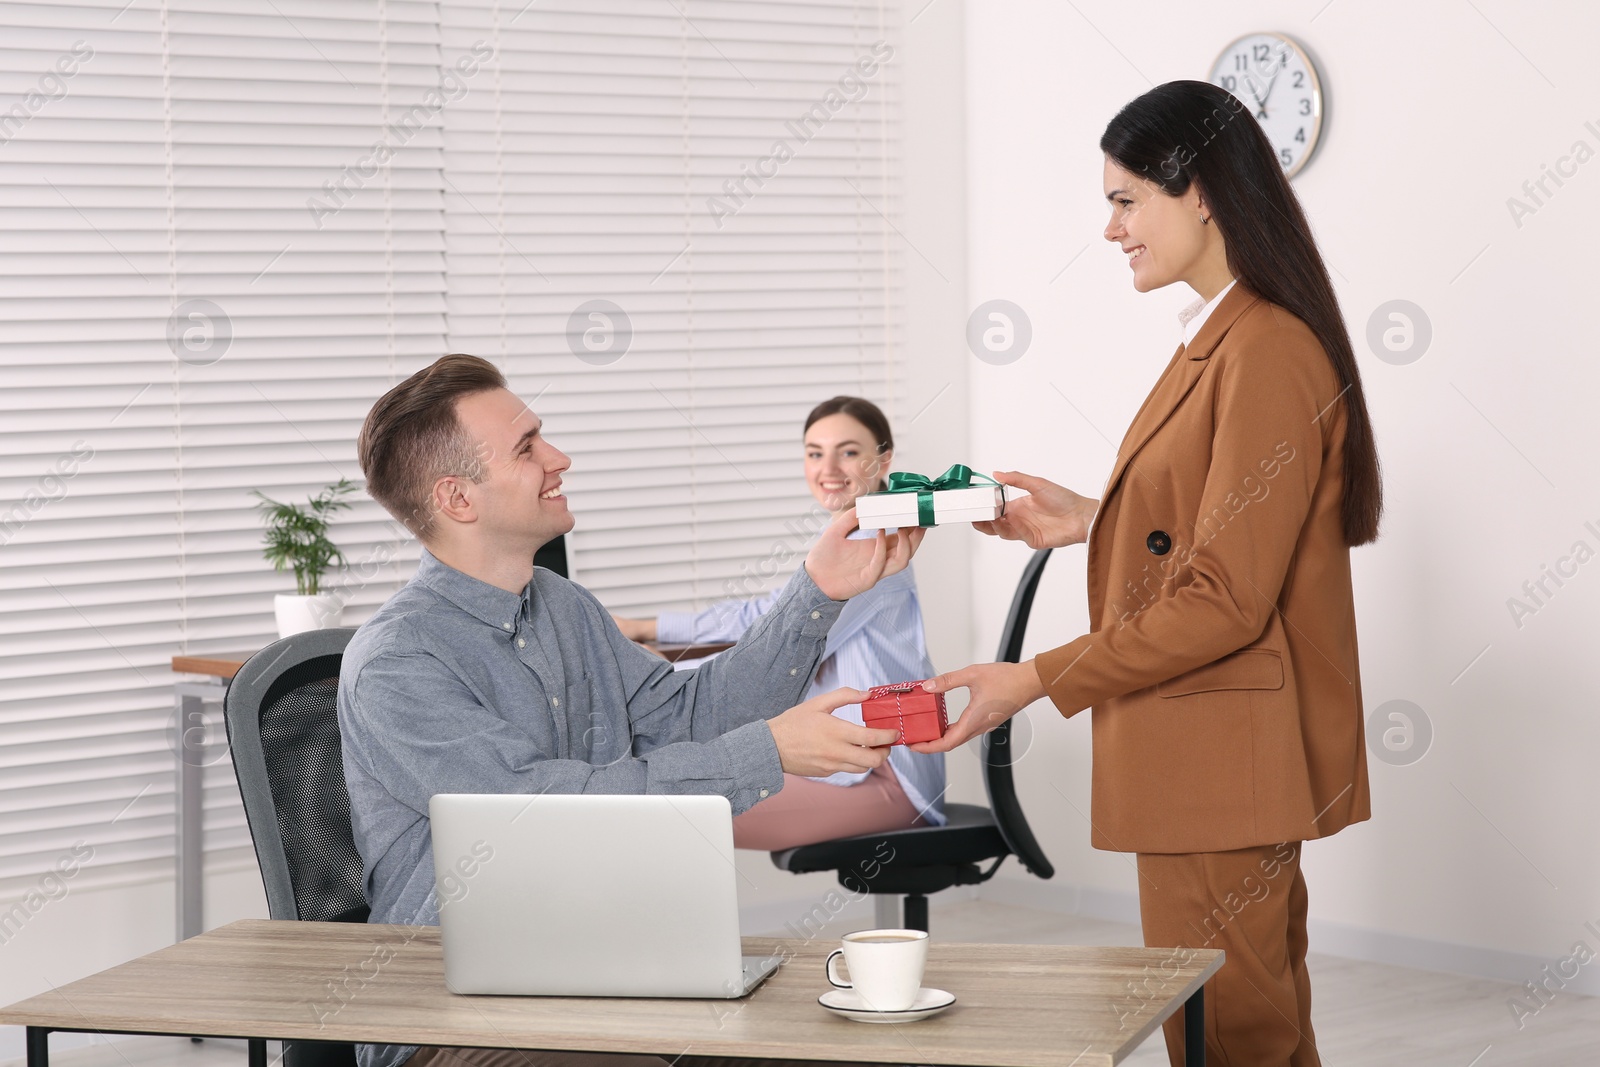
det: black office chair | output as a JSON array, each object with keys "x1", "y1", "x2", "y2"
[
  {"x1": 225, "y1": 626, "x2": 364, "y2": 1067},
  {"x1": 534, "y1": 533, "x2": 568, "y2": 578},
  {"x1": 770, "y1": 548, "x2": 1057, "y2": 931}
]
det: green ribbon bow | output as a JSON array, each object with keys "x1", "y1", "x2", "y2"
[{"x1": 882, "y1": 464, "x2": 1000, "y2": 527}]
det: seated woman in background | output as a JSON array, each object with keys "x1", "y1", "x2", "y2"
[{"x1": 614, "y1": 396, "x2": 946, "y2": 850}]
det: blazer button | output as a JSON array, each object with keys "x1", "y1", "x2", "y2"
[{"x1": 1146, "y1": 530, "x2": 1172, "y2": 555}]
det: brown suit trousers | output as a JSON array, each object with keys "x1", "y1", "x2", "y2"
[{"x1": 1137, "y1": 842, "x2": 1319, "y2": 1067}]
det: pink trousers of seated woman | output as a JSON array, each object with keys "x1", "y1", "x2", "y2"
[{"x1": 730, "y1": 762, "x2": 926, "y2": 851}]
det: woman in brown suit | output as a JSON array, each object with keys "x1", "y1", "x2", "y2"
[{"x1": 913, "y1": 81, "x2": 1382, "y2": 1066}]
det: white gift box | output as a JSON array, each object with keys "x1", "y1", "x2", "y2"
[{"x1": 855, "y1": 484, "x2": 1006, "y2": 530}]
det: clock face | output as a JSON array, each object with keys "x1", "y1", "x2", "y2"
[{"x1": 1208, "y1": 32, "x2": 1323, "y2": 179}]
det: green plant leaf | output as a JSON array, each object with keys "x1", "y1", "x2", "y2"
[{"x1": 253, "y1": 478, "x2": 356, "y2": 596}]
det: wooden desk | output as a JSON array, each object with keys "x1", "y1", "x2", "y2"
[
  {"x1": 172, "y1": 651, "x2": 255, "y2": 680},
  {"x1": 642, "y1": 641, "x2": 737, "y2": 664},
  {"x1": 0, "y1": 920, "x2": 1219, "y2": 1067}
]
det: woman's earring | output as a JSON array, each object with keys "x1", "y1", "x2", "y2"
[{"x1": 1200, "y1": 215, "x2": 1210, "y2": 225}]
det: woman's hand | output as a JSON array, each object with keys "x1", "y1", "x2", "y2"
[
  {"x1": 973, "y1": 471, "x2": 1099, "y2": 549},
  {"x1": 907, "y1": 660, "x2": 1048, "y2": 754},
  {"x1": 611, "y1": 615, "x2": 657, "y2": 643},
  {"x1": 803, "y1": 507, "x2": 926, "y2": 601}
]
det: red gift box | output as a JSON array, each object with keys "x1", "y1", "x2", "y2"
[{"x1": 861, "y1": 681, "x2": 948, "y2": 746}]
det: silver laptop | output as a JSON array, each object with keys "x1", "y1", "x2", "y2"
[{"x1": 428, "y1": 793, "x2": 781, "y2": 997}]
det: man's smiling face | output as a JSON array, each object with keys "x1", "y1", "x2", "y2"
[{"x1": 450, "y1": 387, "x2": 573, "y2": 550}]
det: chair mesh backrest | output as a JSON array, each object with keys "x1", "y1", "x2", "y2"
[{"x1": 258, "y1": 658, "x2": 370, "y2": 924}]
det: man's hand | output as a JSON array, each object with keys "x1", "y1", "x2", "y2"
[
  {"x1": 973, "y1": 471, "x2": 1099, "y2": 549},
  {"x1": 767, "y1": 687, "x2": 899, "y2": 777},
  {"x1": 803, "y1": 507, "x2": 925, "y2": 601},
  {"x1": 907, "y1": 661, "x2": 1048, "y2": 754}
]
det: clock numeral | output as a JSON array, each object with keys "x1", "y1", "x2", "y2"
[
  {"x1": 1299, "y1": 98, "x2": 1313, "y2": 116},
  {"x1": 1220, "y1": 74, "x2": 1237, "y2": 91},
  {"x1": 1235, "y1": 54, "x2": 1248, "y2": 71},
  {"x1": 1252, "y1": 43, "x2": 1271, "y2": 63},
  {"x1": 1279, "y1": 147, "x2": 1293, "y2": 166},
  {"x1": 1292, "y1": 71, "x2": 1305, "y2": 89},
  {"x1": 1294, "y1": 127, "x2": 1306, "y2": 143}
]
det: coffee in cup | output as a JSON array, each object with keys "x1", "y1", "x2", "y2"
[{"x1": 824, "y1": 928, "x2": 928, "y2": 1011}]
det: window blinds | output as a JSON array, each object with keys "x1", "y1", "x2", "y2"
[
  {"x1": 0, "y1": 0, "x2": 902, "y2": 897},
  {"x1": 441, "y1": 0, "x2": 903, "y2": 614},
  {"x1": 0, "y1": 0, "x2": 444, "y2": 894}
]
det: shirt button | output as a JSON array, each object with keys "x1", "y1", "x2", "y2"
[
  {"x1": 551, "y1": 697, "x2": 560, "y2": 707},
  {"x1": 502, "y1": 622, "x2": 513, "y2": 631},
  {"x1": 517, "y1": 638, "x2": 526, "y2": 649},
  {"x1": 789, "y1": 668, "x2": 797, "y2": 676},
  {"x1": 759, "y1": 788, "x2": 769, "y2": 798},
  {"x1": 810, "y1": 611, "x2": 821, "y2": 620}
]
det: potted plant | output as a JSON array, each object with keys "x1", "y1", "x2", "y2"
[{"x1": 253, "y1": 478, "x2": 356, "y2": 638}]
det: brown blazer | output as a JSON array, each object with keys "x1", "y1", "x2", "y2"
[{"x1": 1033, "y1": 284, "x2": 1370, "y2": 854}]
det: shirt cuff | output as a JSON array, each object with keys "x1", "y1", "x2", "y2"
[
  {"x1": 719, "y1": 719, "x2": 786, "y2": 814},
  {"x1": 787, "y1": 566, "x2": 844, "y2": 639}
]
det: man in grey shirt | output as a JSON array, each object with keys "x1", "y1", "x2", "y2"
[{"x1": 340, "y1": 354, "x2": 921, "y2": 1067}]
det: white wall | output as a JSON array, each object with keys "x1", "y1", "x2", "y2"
[{"x1": 964, "y1": 0, "x2": 1600, "y2": 987}]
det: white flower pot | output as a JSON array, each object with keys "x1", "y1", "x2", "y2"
[{"x1": 274, "y1": 593, "x2": 343, "y2": 638}]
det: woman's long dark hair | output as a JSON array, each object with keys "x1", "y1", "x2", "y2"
[{"x1": 1101, "y1": 80, "x2": 1381, "y2": 546}]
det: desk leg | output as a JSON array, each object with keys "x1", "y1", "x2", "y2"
[
  {"x1": 25, "y1": 1027, "x2": 49, "y2": 1067},
  {"x1": 174, "y1": 686, "x2": 208, "y2": 942},
  {"x1": 1184, "y1": 986, "x2": 1205, "y2": 1067},
  {"x1": 248, "y1": 1038, "x2": 267, "y2": 1067}
]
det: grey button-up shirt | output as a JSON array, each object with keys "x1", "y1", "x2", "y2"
[{"x1": 337, "y1": 549, "x2": 840, "y2": 1067}]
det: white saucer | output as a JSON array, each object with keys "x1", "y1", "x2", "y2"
[{"x1": 817, "y1": 987, "x2": 956, "y2": 1023}]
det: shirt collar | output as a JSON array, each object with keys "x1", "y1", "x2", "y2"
[
  {"x1": 1179, "y1": 278, "x2": 1239, "y2": 348},
  {"x1": 414, "y1": 547, "x2": 528, "y2": 633}
]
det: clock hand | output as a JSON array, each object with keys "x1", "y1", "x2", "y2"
[
  {"x1": 1241, "y1": 68, "x2": 1270, "y2": 119},
  {"x1": 1239, "y1": 75, "x2": 1266, "y2": 114},
  {"x1": 1258, "y1": 66, "x2": 1282, "y2": 108},
  {"x1": 1257, "y1": 44, "x2": 1290, "y2": 107}
]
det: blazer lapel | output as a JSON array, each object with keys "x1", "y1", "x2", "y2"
[{"x1": 1098, "y1": 285, "x2": 1261, "y2": 505}]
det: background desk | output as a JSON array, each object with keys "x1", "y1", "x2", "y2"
[
  {"x1": 1, "y1": 919, "x2": 1222, "y2": 1067},
  {"x1": 167, "y1": 642, "x2": 736, "y2": 944}
]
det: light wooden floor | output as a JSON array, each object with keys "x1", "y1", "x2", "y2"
[{"x1": 7, "y1": 898, "x2": 1598, "y2": 1066}]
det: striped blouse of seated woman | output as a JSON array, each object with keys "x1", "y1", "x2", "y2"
[{"x1": 613, "y1": 396, "x2": 945, "y2": 851}]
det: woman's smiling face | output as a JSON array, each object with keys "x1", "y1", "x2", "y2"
[
  {"x1": 1102, "y1": 156, "x2": 1213, "y2": 294},
  {"x1": 804, "y1": 412, "x2": 891, "y2": 514}
]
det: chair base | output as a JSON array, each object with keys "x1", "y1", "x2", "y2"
[
  {"x1": 841, "y1": 855, "x2": 1008, "y2": 933},
  {"x1": 903, "y1": 893, "x2": 928, "y2": 932},
  {"x1": 862, "y1": 892, "x2": 931, "y2": 932},
  {"x1": 839, "y1": 859, "x2": 997, "y2": 897}
]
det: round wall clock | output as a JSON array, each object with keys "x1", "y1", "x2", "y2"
[{"x1": 1208, "y1": 32, "x2": 1325, "y2": 179}]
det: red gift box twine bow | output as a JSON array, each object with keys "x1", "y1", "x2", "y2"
[{"x1": 864, "y1": 681, "x2": 947, "y2": 743}]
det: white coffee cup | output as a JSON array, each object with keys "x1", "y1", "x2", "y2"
[{"x1": 824, "y1": 928, "x2": 928, "y2": 1011}]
